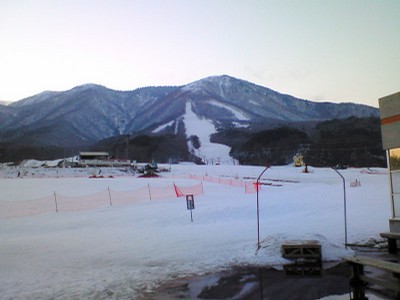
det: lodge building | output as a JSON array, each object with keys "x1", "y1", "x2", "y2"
[{"x1": 78, "y1": 151, "x2": 134, "y2": 167}]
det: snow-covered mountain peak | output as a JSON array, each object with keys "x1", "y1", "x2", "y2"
[
  {"x1": 71, "y1": 83, "x2": 108, "y2": 92},
  {"x1": 182, "y1": 75, "x2": 239, "y2": 92}
]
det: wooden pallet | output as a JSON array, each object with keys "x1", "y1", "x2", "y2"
[
  {"x1": 281, "y1": 240, "x2": 322, "y2": 260},
  {"x1": 284, "y1": 261, "x2": 322, "y2": 277}
]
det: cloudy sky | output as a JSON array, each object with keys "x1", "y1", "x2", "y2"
[{"x1": 1, "y1": 0, "x2": 399, "y2": 107}]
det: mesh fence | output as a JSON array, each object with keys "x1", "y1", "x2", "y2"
[
  {"x1": 174, "y1": 183, "x2": 204, "y2": 197},
  {"x1": 0, "y1": 183, "x2": 206, "y2": 218},
  {"x1": 56, "y1": 190, "x2": 110, "y2": 212},
  {"x1": 185, "y1": 174, "x2": 257, "y2": 194},
  {"x1": 148, "y1": 185, "x2": 177, "y2": 200},
  {"x1": 109, "y1": 186, "x2": 150, "y2": 205},
  {"x1": 0, "y1": 173, "x2": 264, "y2": 218},
  {"x1": 0, "y1": 195, "x2": 56, "y2": 218}
]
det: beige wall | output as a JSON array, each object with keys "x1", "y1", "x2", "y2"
[{"x1": 379, "y1": 92, "x2": 400, "y2": 149}]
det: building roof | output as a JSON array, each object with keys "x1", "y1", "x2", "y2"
[{"x1": 79, "y1": 151, "x2": 109, "y2": 157}]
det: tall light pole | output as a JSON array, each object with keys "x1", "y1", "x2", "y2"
[
  {"x1": 256, "y1": 165, "x2": 270, "y2": 251},
  {"x1": 332, "y1": 167, "x2": 348, "y2": 249}
]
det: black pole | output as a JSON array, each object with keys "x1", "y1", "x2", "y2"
[
  {"x1": 332, "y1": 168, "x2": 348, "y2": 249},
  {"x1": 256, "y1": 166, "x2": 270, "y2": 251}
]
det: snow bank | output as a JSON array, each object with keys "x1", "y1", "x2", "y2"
[{"x1": 18, "y1": 158, "x2": 78, "y2": 168}]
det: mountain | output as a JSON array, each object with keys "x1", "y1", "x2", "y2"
[
  {"x1": 0, "y1": 104, "x2": 16, "y2": 128},
  {"x1": 178, "y1": 76, "x2": 377, "y2": 123},
  {"x1": 3, "y1": 84, "x2": 176, "y2": 147},
  {"x1": 0, "y1": 75, "x2": 380, "y2": 163}
]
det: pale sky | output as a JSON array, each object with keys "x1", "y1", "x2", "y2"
[{"x1": 1, "y1": 0, "x2": 399, "y2": 107}]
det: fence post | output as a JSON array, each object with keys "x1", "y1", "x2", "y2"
[
  {"x1": 108, "y1": 186, "x2": 112, "y2": 206},
  {"x1": 54, "y1": 190, "x2": 58, "y2": 213},
  {"x1": 148, "y1": 184, "x2": 152, "y2": 201}
]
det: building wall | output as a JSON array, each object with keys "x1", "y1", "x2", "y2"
[
  {"x1": 379, "y1": 92, "x2": 400, "y2": 149},
  {"x1": 379, "y1": 92, "x2": 400, "y2": 226}
]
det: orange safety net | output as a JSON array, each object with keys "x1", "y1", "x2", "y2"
[
  {"x1": 187, "y1": 174, "x2": 204, "y2": 181},
  {"x1": 0, "y1": 195, "x2": 56, "y2": 218},
  {"x1": 187, "y1": 174, "x2": 251, "y2": 191},
  {"x1": 109, "y1": 186, "x2": 150, "y2": 205},
  {"x1": 174, "y1": 183, "x2": 204, "y2": 197},
  {"x1": 148, "y1": 185, "x2": 177, "y2": 200},
  {"x1": 0, "y1": 175, "x2": 264, "y2": 218},
  {"x1": 0, "y1": 182, "x2": 201, "y2": 218},
  {"x1": 56, "y1": 190, "x2": 109, "y2": 212},
  {"x1": 230, "y1": 179, "x2": 244, "y2": 187},
  {"x1": 219, "y1": 178, "x2": 232, "y2": 185}
]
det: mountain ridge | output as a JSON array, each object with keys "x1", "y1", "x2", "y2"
[{"x1": 0, "y1": 75, "x2": 379, "y2": 163}]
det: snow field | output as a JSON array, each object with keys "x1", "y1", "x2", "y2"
[{"x1": 0, "y1": 164, "x2": 391, "y2": 299}]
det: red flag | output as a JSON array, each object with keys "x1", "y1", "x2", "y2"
[
  {"x1": 174, "y1": 183, "x2": 204, "y2": 197},
  {"x1": 245, "y1": 181, "x2": 261, "y2": 194},
  {"x1": 174, "y1": 184, "x2": 184, "y2": 197}
]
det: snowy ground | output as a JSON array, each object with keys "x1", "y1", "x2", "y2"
[{"x1": 0, "y1": 163, "x2": 391, "y2": 299}]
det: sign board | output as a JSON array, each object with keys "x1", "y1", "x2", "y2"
[
  {"x1": 186, "y1": 195, "x2": 195, "y2": 210},
  {"x1": 186, "y1": 194, "x2": 195, "y2": 222}
]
